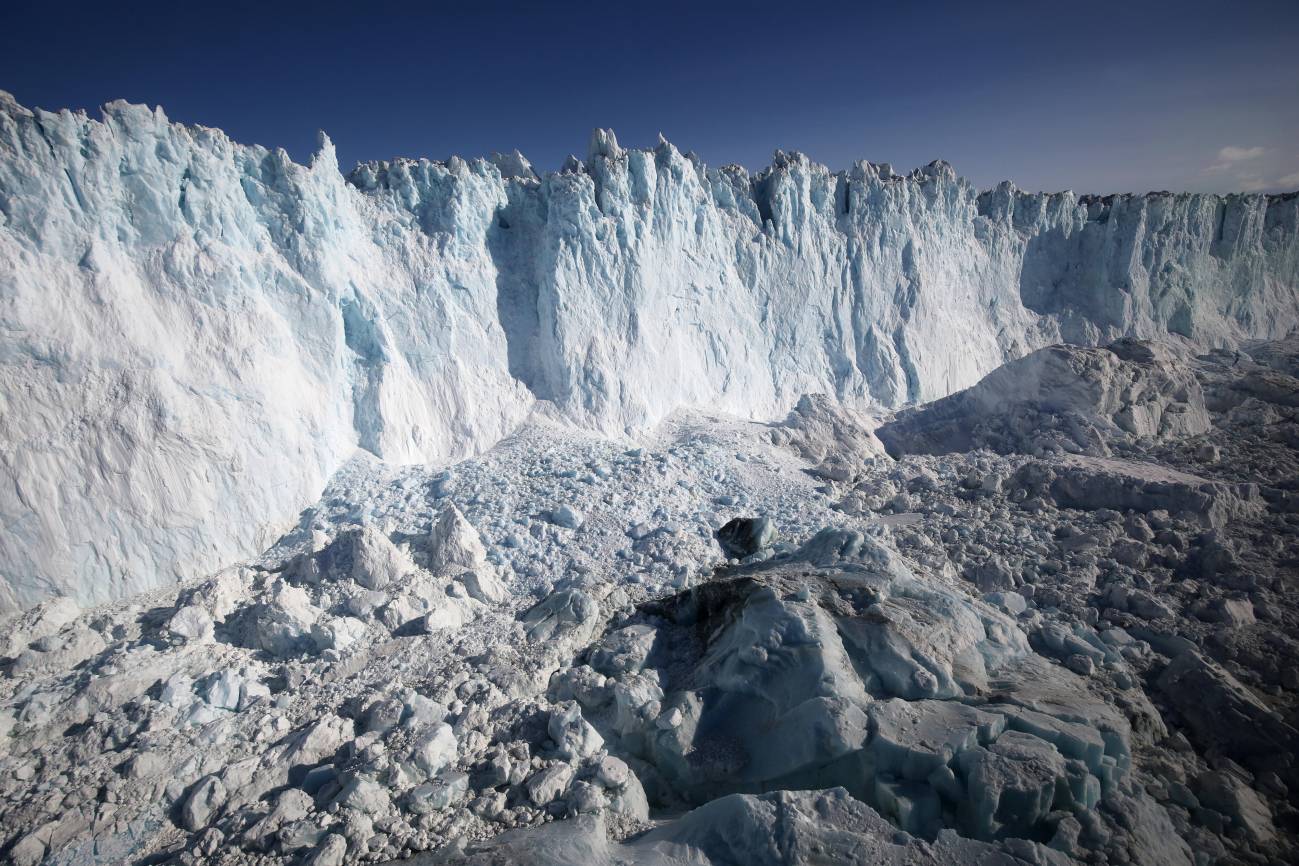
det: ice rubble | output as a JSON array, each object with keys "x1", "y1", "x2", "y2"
[
  {"x1": 877, "y1": 339, "x2": 1212, "y2": 458},
  {"x1": 1, "y1": 339, "x2": 1299, "y2": 865},
  {"x1": 3, "y1": 93, "x2": 1299, "y2": 611},
  {"x1": 418, "y1": 788, "x2": 1074, "y2": 866},
  {"x1": 550, "y1": 528, "x2": 1170, "y2": 855}
]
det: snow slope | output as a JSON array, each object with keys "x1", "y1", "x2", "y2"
[{"x1": 2, "y1": 93, "x2": 1297, "y2": 611}]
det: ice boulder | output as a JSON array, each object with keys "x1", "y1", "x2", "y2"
[
  {"x1": 181, "y1": 568, "x2": 249, "y2": 622},
  {"x1": 589, "y1": 754, "x2": 649, "y2": 821},
  {"x1": 246, "y1": 583, "x2": 322, "y2": 657},
  {"x1": 1157, "y1": 649, "x2": 1299, "y2": 763},
  {"x1": 2, "y1": 596, "x2": 81, "y2": 657},
  {"x1": 292, "y1": 525, "x2": 412, "y2": 590},
  {"x1": 956, "y1": 730, "x2": 1069, "y2": 840},
  {"x1": 426, "y1": 503, "x2": 488, "y2": 574},
  {"x1": 167, "y1": 605, "x2": 215, "y2": 643},
  {"x1": 1196, "y1": 771, "x2": 1276, "y2": 844},
  {"x1": 526, "y1": 764, "x2": 574, "y2": 806},
  {"x1": 424, "y1": 504, "x2": 507, "y2": 603},
  {"x1": 284, "y1": 714, "x2": 354, "y2": 766},
  {"x1": 714, "y1": 516, "x2": 776, "y2": 559},
  {"x1": 1014, "y1": 454, "x2": 1264, "y2": 529},
  {"x1": 9, "y1": 625, "x2": 107, "y2": 677},
  {"x1": 456, "y1": 568, "x2": 508, "y2": 605},
  {"x1": 335, "y1": 778, "x2": 392, "y2": 816},
  {"x1": 311, "y1": 615, "x2": 368, "y2": 652},
  {"x1": 548, "y1": 504, "x2": 584, "y2": 530},
  {"x1": 522, "y1": 588, "x2": 600, "y2": 645},
  {"x1": 548, "y1": 701, "x2": 605, "y2": 761},
  {"x1": 412, "y1": 723, "x2": 458, "y2": 778},
  {"x1": 180, "y1": 775, "x2": 227, "y2": 831},
  {"x1": 407, "y1": 772, "x2": 469, "y2": 814}
]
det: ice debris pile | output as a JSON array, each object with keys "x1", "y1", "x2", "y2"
[
  {"x1": 554, "y1": 531, "x2": 1154, "y2": 850},
  {"x1": 877, "y1": 340, "x2": 1212, "y2": 458},
  {"x1": 3, "y1": 93, "x2": 1299, "y2": 612},
  {"x1": 1, "y1": 337, "x2": 1298, "y2": 865}
]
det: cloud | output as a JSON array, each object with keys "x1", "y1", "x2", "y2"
[
  {"x1": 1234, "y1": 169, "x2": 1299, "y2": 193},
  {"x1": 1217, "y1": 145, "x2": 1266, "y2": 162},
  {"x1": 1206, "y1": 145, "x2": 1266, "y2": 173}
]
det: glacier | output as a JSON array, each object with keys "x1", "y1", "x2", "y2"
[{"x1": 1, "y1": 91, "x2": 1297, "y2": 612}]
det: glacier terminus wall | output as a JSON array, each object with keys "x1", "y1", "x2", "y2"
[{"x1": 1, "y1": 92, "x2": 1297, "y2": 612}]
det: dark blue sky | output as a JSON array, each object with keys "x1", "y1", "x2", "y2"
[{"x1": 4, "y1": 0, "x2": 1298, "y2": 193}]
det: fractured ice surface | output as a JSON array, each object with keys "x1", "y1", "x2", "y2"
[
  {"x1": 556, "y1": 527, "x2": 1175, "y2": 857},
  {"x1": 1, "y1": 338, "x2": 1298, "y2": 864}
]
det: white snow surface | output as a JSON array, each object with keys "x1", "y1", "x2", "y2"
[{"x1": 2, "y1": 93, "x2": 1298, "y2": 611}]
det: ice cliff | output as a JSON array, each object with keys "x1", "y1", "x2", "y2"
[{"x1": 2, "y1": 92, "x2": 1297, "y2": 612}]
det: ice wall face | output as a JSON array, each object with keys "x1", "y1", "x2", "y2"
[
  {"x1": 978, "y1": 184, "x2": 1299, "y2": 347},
  {"x1": 0, "y1": 95, "x2": 532, "y2": 612},
  {"x1": 2, "y1": 96, "x2": 1297, "y2": 612}
]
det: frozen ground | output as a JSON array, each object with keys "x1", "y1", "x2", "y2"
[{"x1": 2, "y1": 339, "x2": 1297, "y2": 866}]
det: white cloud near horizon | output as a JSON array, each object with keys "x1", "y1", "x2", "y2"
[
  {"x1": 1202, "y1": 145, "x2": 1299, "y2": 191},
  {"x1": 1217, "y1": 145, "x2": 1266, "y2": 162},
  {"x1": 1206, "y1": 145, "x2": 1266, "y2": 173}
]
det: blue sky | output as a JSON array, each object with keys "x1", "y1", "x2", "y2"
[{"x1": 3, "y1": 0, "x2": 1297, "y2": 193}]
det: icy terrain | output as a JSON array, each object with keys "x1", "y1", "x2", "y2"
[
  {"x1": 3, "y1": 93, "x2": 1299, "y2": 611},
  {"x1": 2, "y1": 337, "x2": 1298, "y2": 866}
]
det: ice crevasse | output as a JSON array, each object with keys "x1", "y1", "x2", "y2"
[{"x1": 1, "y1": 92, "x2": 1297, "y2": 611}]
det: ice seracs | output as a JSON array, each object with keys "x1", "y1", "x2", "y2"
[{"x1": 2, "y1": 93, "x2": 1297, "y2": 612}]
